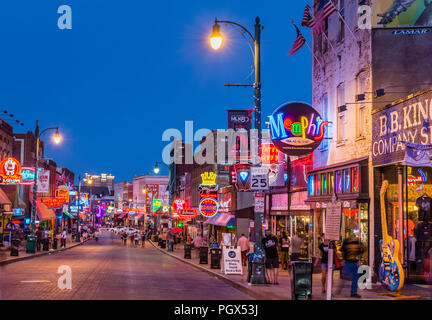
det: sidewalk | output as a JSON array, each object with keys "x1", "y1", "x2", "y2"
[
  {"x1": 0, "y1": 234, "x2": 92, "y2": 266},
  {"x1": 150, "y1": 241, "x2": 431, "y2": 300}
]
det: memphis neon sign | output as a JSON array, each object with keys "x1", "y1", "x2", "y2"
[{"x1": 269, "y1": 102, "x2": 328, "y2": 156}]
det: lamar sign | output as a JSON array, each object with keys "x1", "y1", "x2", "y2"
[{"x1": 372, "y1": 89, "x2": 432, "y2": 166}]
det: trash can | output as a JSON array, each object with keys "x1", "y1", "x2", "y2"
[
  {"x1": 290, "y1": 261, "x2": 313, "y2": 300},
  {"x1": 53, "y1": 238, "x2": 58, "y2": 249},
  {"x1": 10, "y1": 239, "x2": 20, "y2": 256},
  {"x1": 199, "y1": 246, "x2": 208, "y2": 264},
  {"x1": 42, "y1": 238, "x2": 50, "y2": 251},
  {"x1": 210, "y1": 248, "x2": 222, "y2": 269},
  {"x1": 161, "y1": 240, "x2": 167, "y2": 249},
  {"x1": 26, "y1": 235, "x2": 37, "y2": 254},
  {"x1": 184, "y1": 244, "x2": 192, "y2": 259}
]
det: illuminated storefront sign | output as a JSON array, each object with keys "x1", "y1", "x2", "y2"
[
  {"x1": 408, "y1": 168, "x2": 427, "y2": 191},
  {"x1": 200, "y1": 172, "x2": 217, "y2": 186},
  {"x1": 199, "y1": 198, "x2": 218, "y2": 218},
  {"x1": 0, "y1": 157, "x2": 22, "y2": 184},
  {"x1": 20, "y1": 167, "x2": 42, "y2": 185},
  {"x1": 268, "y1": 102, "x2": 328, "y2": 156},
  {"x1": 308, "y1": 166, "x2": 360, "y2": 197},
  {"x1": 56, "y1": 185, "x2": 70, "y2": 202},
  {"x1": 172, "y1": 198, "x2": 187, "y2": 213},
  {"x1": 261, "y1": 144, "x2": 280, "y2": 164},
  {"x1": 152, "y1": 199, "x2": 162, "y2": 212},
  {"x1": 42, "y1": 197, "x2": 67, "y2": 208},
  {"x1": 178, "y1": 208, "x2": 198, "y2": 219}
]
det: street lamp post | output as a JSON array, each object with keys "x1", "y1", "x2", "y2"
[
  {"x1": 210, "y1": 17, "x2": 266, "y2": 284},
  {"x1": 30, "y1": 120, "x2": 62, "y2": 236},
  {"x1": 154, "y1": 161, "x2": 174, "y2": 252}
]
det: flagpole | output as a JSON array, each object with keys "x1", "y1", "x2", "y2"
[
  {"x1": 290, "y1": 19, "x2": 323, "y2": 68},
  {"x1": 322, "y1": 31, "x2": 339, "y2": 57},
  {"x1": 304, "y1": 40, "x2": 323, "y2": 69}
]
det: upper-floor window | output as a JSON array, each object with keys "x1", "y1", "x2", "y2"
[
  {"x1": 320, "y1": 94, "x2": 330, "y2": 150},
  {"x1": 337, "y1": 83, "x2": 345, "y2": 143},
  {"x1": 356, "y1": 73, "x2": 367, "y2": 138}
]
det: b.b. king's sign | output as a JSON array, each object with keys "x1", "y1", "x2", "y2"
[{"x1": 372, "y1": 89, "x2": 432, "y2": 166}]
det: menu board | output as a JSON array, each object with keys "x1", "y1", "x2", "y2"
[{"x1": 325, "y1": 202, "x2": 342, "y2": 241}]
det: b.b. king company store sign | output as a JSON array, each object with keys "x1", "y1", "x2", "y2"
[{"x1": 372, "y1": 89, "x2": 432, "y2": 166}]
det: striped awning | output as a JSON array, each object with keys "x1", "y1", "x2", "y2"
[
  {"x1": 204, "y1": 213, "x2": 235, "y2": 227},
  {"x1": 36, "y1": 201, "x2": 56, "y2": 221},
  {"x1": 118, "y1": 211, "x2": 128, "y2": 219}
]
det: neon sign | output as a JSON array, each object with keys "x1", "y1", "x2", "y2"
[
  {"x1": 269, "y1": 102, "x2": 329, "y2": 156},
  {"x1": 408, "y1": 168, "x2": 427, "y2": 191},
  {"x1": 172, "y1": 198, "x2": 187, "y2": 213},
  {"x1": 0, "y1": 157, "x2": 22, "y2": 184},
  {"x1": 200, "y1": 172, "x2": 217, "y2": 186},
  {"x1": 199, "y1": 198, "x2": 218, "y2": 217}
]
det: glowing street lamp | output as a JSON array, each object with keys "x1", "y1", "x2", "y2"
[
  {"x1": 53, "y1": 129, "x2": 62, "y2": 144},
  {"x1": 153, "y1": 162, "x2": 160, "y2": 174},
  {"x1": 28, "y1": 121, "x2": 62, "y2": 247},
  {"x1": 208, "y1": 17, "x2": 266, "y2": 284},
  {"x1": 209, "y1": 21, "x2": 223, "y2": 50}
]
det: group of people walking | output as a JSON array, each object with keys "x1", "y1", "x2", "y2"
[
  {"x1": 120, "y1": 230, "x2": 148, "y2": 247},
  {"x1": 238, "y1": 229, "x2": 365, "y2": 297}
]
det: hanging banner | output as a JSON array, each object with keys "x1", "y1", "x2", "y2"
[
  {"x1": 325, "y1": 202, "x2": 342, "y2": 241},
  {"x1": 401, "y1": 141, "x2": 432, "y2": 167},
  {"x1": 373, "y1": 0, "x2": 432, "y2": 28},
  {"x1": 37, "y1": 170, "x2": 50, "y2": 193},
  {"x1": 222, "y1": 246, "x2": 243, "y2": 275}
]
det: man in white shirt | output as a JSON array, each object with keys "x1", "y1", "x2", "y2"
[{"x1": 237, "y1": 234, "x2": 250, "y2": 266}]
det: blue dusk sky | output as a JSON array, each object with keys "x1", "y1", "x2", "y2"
[{"x1": 0, "y1": 0, "x2": 312, "y2": 182}]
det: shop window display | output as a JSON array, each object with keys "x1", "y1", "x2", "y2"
[
  {"x1": 293, "y1": 216, "x2": 312, "y2": 261},
  {"x1": 382, "y1": 165, "x2": 432, "y2": 283}
]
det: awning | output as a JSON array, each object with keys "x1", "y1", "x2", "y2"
[
  {"x1": 36, "y1": 201, "x2": 56, "y2": 221},
  {"x1": 63, "y1": 211, "x2": 75, "y2": 219},
  {"x1": 0, "y1": 188, "x2": 12, "y2": 205},
  {"x1": 118, "y1": 211, "x2": 128, "y2": 219},
  {"x1": 204, "y1": 213, "x2": 235, "y2": 227}
]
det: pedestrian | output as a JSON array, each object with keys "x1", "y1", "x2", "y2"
[
  {"x1": 237, "y1": 234, "x2": 250, "y2": 267},
  {"x1": 279, "y1": 231, "x2": 290, "y2": 270},
  {"x1": 314, "y1": 237, "x2": 334, "y2": 293},
  {"x1": 193, "y1": 234, "x2": 203, "y2": 258},
  {"x1": 142, "y1": 231, "x2": 146, "y2": 247},
  {"x1": 95, "y1": 229, "x2": 100, "y2": 242},
  {"x1": 61, "y1": 228, "x2": 67, "y2": 248},
  {"x1": 130, "y1": 232, "x2": 134, "y2": 245},
  {"x1": 262, "y1": 229, "x2": 279, "y2": 285},
  {"x1": 122, "y1": 231, "x2": 127, "y2": 245},
  {"x1": 134, "y1": 232, "x2": 140, "y2": 246},
  {"x1": 290, "y1": 232, "x2": 303, "y2": 262},
  {"x1": 337, "y1": 236, "x2": 364, "y2": 298}
]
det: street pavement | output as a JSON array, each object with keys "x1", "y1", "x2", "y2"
[
  {"x1": 0, "y1": 232, "x2": 252, "y2": 300},
  {"x1": 152, "y1": 241, "x2": 432, "y2": 300}
]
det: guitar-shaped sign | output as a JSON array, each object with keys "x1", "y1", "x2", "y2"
[{"x1": 379, "y1": 180, "x2": 404, "y2": 292}]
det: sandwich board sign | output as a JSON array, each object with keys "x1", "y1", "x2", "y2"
[{"x1": 221, "y1": 246, "x2": 243, "y2": 275}]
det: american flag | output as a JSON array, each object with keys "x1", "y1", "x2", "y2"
[
  {"x1": 288, "y1": 23, "x2": 306, "y2": 56},
  {"x1": 312, "y1": 0, "x2": 337, "y2": 36},
  {"x1": 301, "y1": 5, "x2": 315, "y2": 28}
]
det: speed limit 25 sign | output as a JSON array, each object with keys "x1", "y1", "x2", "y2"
[{"x1": 250, "y1": 167, "x2": 269, "y2": 190}]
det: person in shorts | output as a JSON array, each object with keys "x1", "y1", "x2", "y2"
[
  {"x1": 279, "y1": 231, "x2": 290, "y2": 270},
  {"x1": 262, "y1": 230, "x2": 279, "y2": 284}
]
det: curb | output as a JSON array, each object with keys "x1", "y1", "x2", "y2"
[
  {"x1": 149, "y1": 241, "x2": 281, "y2": 300},
  {"x1": 0, "y1": 238, "x2": 93, "y2": 266}
]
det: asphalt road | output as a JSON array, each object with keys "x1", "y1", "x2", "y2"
[{"x1": 0, "y1": 232, "x2": 252, "y2": 300}]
